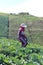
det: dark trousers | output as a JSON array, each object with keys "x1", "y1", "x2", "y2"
[{"x1": 19, "y1": 37, "x2": 28, "y2": 47}]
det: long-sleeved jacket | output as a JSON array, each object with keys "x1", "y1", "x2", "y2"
[{"x1": 18, "y1": 27, "x2": 27, "y2": 39}]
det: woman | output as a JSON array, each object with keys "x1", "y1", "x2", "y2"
[{"x1": 18, "y1": 23, "x2": 28, "y2": 47}]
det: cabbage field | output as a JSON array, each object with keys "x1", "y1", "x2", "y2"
[{"x1": 0, "y1": 38, "x2": 43, "y2": 65}]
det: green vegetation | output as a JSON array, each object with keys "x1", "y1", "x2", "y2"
[
  {"x1": 0, "y1": 38, "x2": 43, "y2": 65},
  {"x1": 0, "y1": 13, "x2": 43, "y2": 45},
  {"x1": 0, "y1": 14, "x2": 9, "y2": 37},
  {"x1": 0, "y1": 13, "x2": 43, "y2": 65},
  {"x1": 9, "y1": 14, "x2": 43, "y2": 44}
]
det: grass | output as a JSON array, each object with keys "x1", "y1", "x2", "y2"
[
  {"x1": 9, "y1": 14, "x2": 43, "y2": 45},
  {"x1": 0, "y1": 13, "x2": 43, "y2": 45}
]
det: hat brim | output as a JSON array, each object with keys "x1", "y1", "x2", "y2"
[{"x1": 22, "y1": 25, "x2": 27, "y2": 28}]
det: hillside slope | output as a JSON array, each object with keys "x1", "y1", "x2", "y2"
[
  {"x1": 9, "y1": 14, "x2": 43, "y2": 45},
  {"x1": 0, "y1": 13, "x2": 43, "y2": 45}
]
